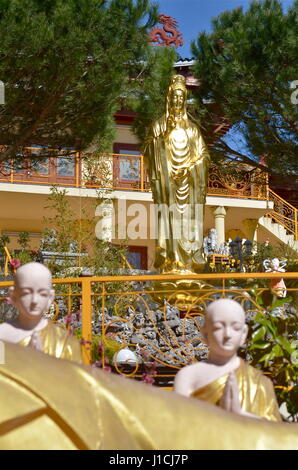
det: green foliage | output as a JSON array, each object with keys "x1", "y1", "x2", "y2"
[
  {"x1": 40, "y1": 186, "x2": 134, "y2": 320},
  {"x1": 41, "y1": 185, "x2": 127, "y2": 277},
  {"x1": 17, "y1": 232, "x2": 30, "y2": 251},
  {"x1": 0, "y1": 0, "x2": 159, "y2": 161},
  {"x1": 41, "y1": 186, "x2": 79, "y2": 275},
  {"x1": 0, "y1": 232, "x2": 38, "y2": 273},
  {"x1": 132, "y1": 46, "x2": 177, "y2": 149},
  {"x1": 0, "y1": 235, "x2": 10, "y2": 255},
  {"x1": 91, "y1": 334, "x2": 123, "y2": 364},
  {"x1": 244, "y1": 241, "x2": 297, "y2": 273},
  {"x1": 204, "y1": 241, "x2": 298, "y2": 275},
  {"x1": 243, "y1": 298, "x2": 298, "y2": 420},
  {"x1": 191, "y1": 0, "x2": 298, "y2": 176},
  {"x1": 11, "y1": 250, "x2": 34, "y2": 265}
]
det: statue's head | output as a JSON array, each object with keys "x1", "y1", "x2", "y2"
[
  {"x1": 167, "y1": 75, "x2": 187, "y2": 117},
  {"x1": 202, "y1": 299, "x2": 248, "y2": 358},
  {"x1": 9, "y1": 262, "x2": 55, "y2": 323}
]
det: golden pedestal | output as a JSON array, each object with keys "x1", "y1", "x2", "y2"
[{"x1": 150, "y1": 268, "x2": 212, "y2": 313}]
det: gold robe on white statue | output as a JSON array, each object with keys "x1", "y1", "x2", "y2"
[
  {"x1": 19, "y1": 320, "x2": 82, "y2": 363},
  {"x1": 191, "y1": 359, "x2": 282, "y2": 422}
]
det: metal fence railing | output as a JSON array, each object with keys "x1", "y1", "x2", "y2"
[{"x1": 0, "y1": 272, "x2": 296, "y2": 373}]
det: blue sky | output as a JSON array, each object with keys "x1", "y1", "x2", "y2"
[
  {"x1": 156, "y1": 0, "x2": 295, "y2": 58},
  {"x1": 154, "y1": 0, "x2": 296, "y2": 157}
]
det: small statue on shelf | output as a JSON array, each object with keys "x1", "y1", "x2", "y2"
[
  {"x1": 263, "y1": 258, "x2": 287, "y2": 299},
  {"x1": 218, "y1": 241, "x2": 230, "y2": 256},
  {"x1": 203, "y1": 228, "x2": 218, "y2": 256}
]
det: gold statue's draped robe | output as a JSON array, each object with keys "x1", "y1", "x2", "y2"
[
  {"x1": 0, "y1": 343, "x2": 297, "y2": 450},
  {"x1": 191, "y1": 359, "x2": 282, "y2": 422},
  {"x1": 19, "y1": 320, "x2": 82, "y2": 363},
  {"x1": 145, "y1": 115, "x2": 210, "y2": 272}
]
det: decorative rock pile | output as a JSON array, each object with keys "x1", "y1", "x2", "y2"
[
  {"x1": 95, "y1": 298, "x2": 208, "y2": 366},
  {"x1": 0, "y1": 275, "x2": 16, "y2": 322}
]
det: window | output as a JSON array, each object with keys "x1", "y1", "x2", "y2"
[
  {"x1": 57, "y1": 156, "x2": 75, "y2": 177},
  {"x1": 126, "y1": 246, "x2": 148, "y2": 270},
  {"x1": 31, "y1": 158, "x2": 49, "y2": 175},
  {"x1": 119, "y1": 153, "x2": 140, "y2": 182},
  {"x1": 113, "y1": 143, "x2": 141, "y2": 189}
]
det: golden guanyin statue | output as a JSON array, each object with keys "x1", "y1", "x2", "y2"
[
  {"x1": 0, "y1": 342, "x2": 297, "y2": 450},
  {"x1": 144, "y1": 74, "x2": 210, "y2": 274}
]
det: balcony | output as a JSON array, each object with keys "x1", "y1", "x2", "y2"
[{"x1": 0, "y1": 147, "x2": 269, "y2": 200}]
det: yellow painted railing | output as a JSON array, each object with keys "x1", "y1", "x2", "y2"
[
  {"x1": 0, "y1": 272, "x2": 297, "y2": 369},
  {"x1": 266, "y1": 189, "x2": 298, "y2": 240},
  {"x1": 3, "y1": 247, "x2": 11, "y2": 277}
]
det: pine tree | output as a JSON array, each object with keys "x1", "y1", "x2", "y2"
[
  {"x1": 191, "y1": 0, "x2": 298, "y2": 176},
  {"x1": 0, "y1": 0, "x2": 159, "y2": 163},
  {"x1": 132, "y1": 46, "x2": 178, "y2": 147}
]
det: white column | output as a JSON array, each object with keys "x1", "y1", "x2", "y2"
[{"x1": 212, "y1": 206, "x2": 227, "y2": 246}]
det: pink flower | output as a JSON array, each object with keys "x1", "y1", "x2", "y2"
[
  {"x1": 76, "y1": 311, "x2": 82, "y2": 321},
  {"x1": 63, "y1": 313, "x2": 72, "y2": 326},
  {"x1": 80, "y1": 339, "x2": 92, "y2": 346},
  {"x1": 141, "y1": 373, "x2": 155, "y2": 385},
  {"x1": 92, "y1": 361, "x2": 101, "y2": 368},
  {"x1": 145, "y1": 361, "x2": 158, "y2": 375},
  {"x1": 139, "y1": 349, "x2": 150, "y2": 360},
  {"x1": 10, "y1": 258, "x2": 21, "y2": 270},
  {"x1": 64, "y1": 313, "x2": 78, "y2": 327}
]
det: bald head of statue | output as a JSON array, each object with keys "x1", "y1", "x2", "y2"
[
  {"x1": 10, "y1": 262, "x2": 55, "y2": 323},
  {"x1": 201, "y1": 299, "x2": 248, "y2": 358}
]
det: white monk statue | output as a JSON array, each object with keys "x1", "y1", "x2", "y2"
[
  {"x1": 0, "y1": 262, "x2": 82, "y2": 362},
  {"x1": 174, "y1": 298, "x2": 281, "y2": 422}
]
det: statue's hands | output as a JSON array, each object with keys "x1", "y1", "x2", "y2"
[
  {"x1": 220, "y1": 373, "x2": 261, "y2": 419},
  {"x1": 220, "y1": 372, "x2": 242, "y2": 415},
  {"x1": 28, "y1": 331, "x2": 43, "y2": 351},
  {"x1": 166, "y1": 115, "x2": 177, "y2": 132}
]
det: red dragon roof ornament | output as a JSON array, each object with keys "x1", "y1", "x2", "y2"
[{"x1": 149, "y1": 14, "x2": 183, "y2": 48}]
